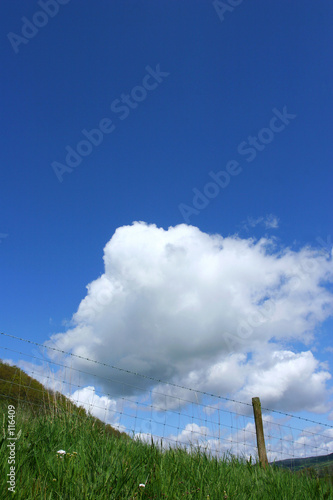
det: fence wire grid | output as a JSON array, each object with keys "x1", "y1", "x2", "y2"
[{"x1": 1, "y1": 332, "x2": 333, "y2": 465}]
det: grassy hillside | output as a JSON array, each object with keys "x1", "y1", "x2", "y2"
[
  {"x1": 1, "y1": 360, "x2": 333, "y2": 499},
  {"x1": 0, "y1": 359, "x2": 123, "y2": 437},
  {"x1": 0, "y1": 359, "x2": 70, "y2": 412}
]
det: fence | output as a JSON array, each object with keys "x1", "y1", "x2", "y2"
[{"x1": 1, "y1": 332, "x2": 333, "y2": 467}]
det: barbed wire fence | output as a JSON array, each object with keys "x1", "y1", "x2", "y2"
[{"x1": 1, "y1": 332, "x2": 333, "y2": 467}]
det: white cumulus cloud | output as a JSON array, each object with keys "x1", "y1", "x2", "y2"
[{"x1": 44, "y1": 222, "x2": 333, "y2": 414}]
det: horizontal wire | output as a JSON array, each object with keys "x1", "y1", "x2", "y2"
[
  {"x1": 0, "y1": 345, "x2": 255, "y2": 420},
  {"x1": 1, "y1": 389, "x2": 328, "y2": 460},
  {"x1": 1, "y1": 330, "x2": 333, "y2": 461},
  {"x1": 2, "y1": 331, "x2": 332, "y2": 430},
  {"x1": 1, "y1": 332, "x2": 253, "y2": 407},
  {"x1": 7, "y1": 364, "x2": 333, "y2": 445},
  {"x1": 0, "y1": 392, "x2": 256, "y2": 455},
  {"x1": 1, "y1": 373, "x2": 331, "y2": 457},
  {"x1": 0, "y1": 377, "x2": 257, "y2": 443}
]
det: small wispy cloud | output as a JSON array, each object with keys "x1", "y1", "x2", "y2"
[
  {"x1": 242, "y1": 214, "x2": 279, "y2": 231},
  {"x1": 264, "y1": 214, "x2": 279, "y2": 229}
]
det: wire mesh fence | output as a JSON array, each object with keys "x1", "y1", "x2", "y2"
[{"x1": 1, "y1": 332, "x2": 333, "y2": 466}]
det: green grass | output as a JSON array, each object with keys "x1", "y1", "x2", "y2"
[{"x1": 1, "y1": 361, "x2": 333, "y2": 499}]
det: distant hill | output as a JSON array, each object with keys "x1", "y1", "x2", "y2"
[{"x1": 273, "y1": 453, "x2": 333, "y2": 477}]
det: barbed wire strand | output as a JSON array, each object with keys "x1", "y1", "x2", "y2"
[
  {"x1": 1, "y1": 331, "x2": 333, "y2": 431},
  {"x1": 0, "y1": 375, "x2": 331, "y2": 460}
]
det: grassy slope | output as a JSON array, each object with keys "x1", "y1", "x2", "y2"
[{"x1": 1, "y1": 361, "x2": 333, "y2": 499}]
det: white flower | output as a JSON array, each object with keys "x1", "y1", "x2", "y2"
[
  {"x1": 139, "y1": 483, "x2": 145, "y2": 488},
  {"x1": 56, "y1": 450, "x2": 66, "y2": 458}
]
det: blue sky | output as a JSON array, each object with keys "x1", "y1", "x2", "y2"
[{"x1": 1, "y1": 1, "x2": 333, "y2": 457}]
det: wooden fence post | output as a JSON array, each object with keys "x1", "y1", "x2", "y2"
[{"x1": 252, "y1": 397, "x2": 268, "y2": 468}]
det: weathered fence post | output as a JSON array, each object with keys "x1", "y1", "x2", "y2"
[{"x1": 252, "y1": 397, "x2": 268, "y2": 468}]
